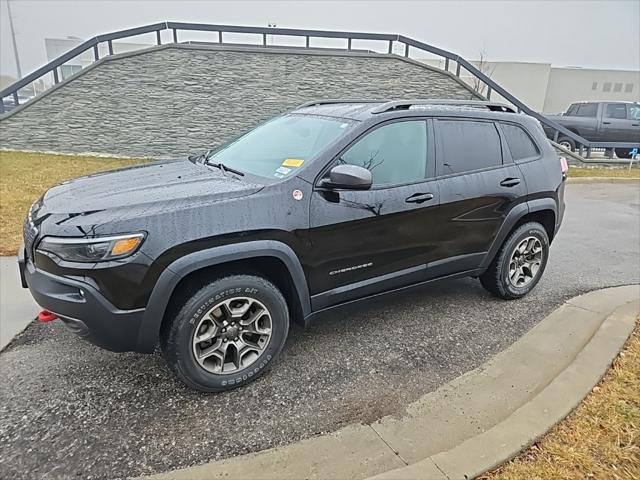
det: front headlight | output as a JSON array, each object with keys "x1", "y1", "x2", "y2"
[{"x1": 37, "y1": 233, "x2": 145, "y2": 263}]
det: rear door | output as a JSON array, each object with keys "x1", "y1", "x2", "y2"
[
  {"x1": 307, "y1": 118, "x2": 441, "y2": 309},
  {"x1": 429, "y1": 118, "x2": 527, "y2": 278},
  {"x1": 600, "y1": 103, "x2": 634, "y2": 141}
]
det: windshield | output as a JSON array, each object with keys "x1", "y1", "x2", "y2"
[{"x1": 207, "y1": 114, "x2": 354, "y2": 180}]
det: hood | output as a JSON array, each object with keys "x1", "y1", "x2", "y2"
[{"x1": 40, "y1": 159, "x2": 263, "y2": 215}]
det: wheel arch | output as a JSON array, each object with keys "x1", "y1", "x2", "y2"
[
  {"x1": 480, "y1": 199, "x2": 557, "y2": 270},
  {"x1": 135, "y1": 240, "x2": 311, "y2": 353}
]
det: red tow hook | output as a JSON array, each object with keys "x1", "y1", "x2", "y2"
[{"x1": 38, "y1": 310, "x2": 58, "y2": 323}]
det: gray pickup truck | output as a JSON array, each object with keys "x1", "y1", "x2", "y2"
[{"x1": 543, "y1": 101, "x2": 640, "y2": 158}]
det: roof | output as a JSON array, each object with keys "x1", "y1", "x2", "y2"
[{"x1": 293, "y1": 99, "x2": 519, "y2": 121}]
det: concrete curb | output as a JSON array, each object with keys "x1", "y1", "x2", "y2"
[
  {"x1": 567, "y1": 177, "x2": 640, "y2": 184},
  {"x1": 144, "y1": 285, "x2": 639, "y2": 480},
  {"x1": 0, "y1": 257, "x2": 39, "y2": 351}
]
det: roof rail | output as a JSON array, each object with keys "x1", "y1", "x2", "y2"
[
  {"x1": 370, "y1": 99, "x2": 517, "y2": 114},
  {"x1": 296, "y1": 99, "x2": 388, "y2": 109}
]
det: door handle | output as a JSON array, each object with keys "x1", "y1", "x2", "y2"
[
  {"x1": 632, "y1": 123, "x2": 640, "y2": 126},
  {"x1": 500, "y1": 177, "x2": 521, "y2": 187},
  {"x1": 602, "y1": 121, "x2": 611, "y2": 125},
  {"x1": 405, "y1": 192, "x2": 434, "y2": 204}
]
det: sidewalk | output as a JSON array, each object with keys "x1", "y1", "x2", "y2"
[
  {"x1": 0, "y1": 257, "x2": 38, "y2": 350},
  {"x1": 144, "y1": 285, "x2": 639, "y2": 480}
]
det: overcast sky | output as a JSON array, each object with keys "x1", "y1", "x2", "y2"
[{"x1": 1, "y1": 0, "x2": 638, "y2": 80}]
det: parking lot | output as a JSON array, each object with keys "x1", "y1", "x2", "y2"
[{"x1": 0, "y1": 182, "x2": 638, "y2": 480}]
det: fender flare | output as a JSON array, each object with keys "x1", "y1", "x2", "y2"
[
  {"x1": 479, "y1": 198, "x2": 557, "y2": 270},
  {"x1": 135, "y1": 240, "x2": 311, "y2": 353}
]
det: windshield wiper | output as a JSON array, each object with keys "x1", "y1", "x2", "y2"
[{"x1": 206, "y1": 161, "x2": 245, "y2": 177}]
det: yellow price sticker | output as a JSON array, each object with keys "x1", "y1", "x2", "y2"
[{"x1": 282, "y1": 158, "x2": 304, "y2": 168}]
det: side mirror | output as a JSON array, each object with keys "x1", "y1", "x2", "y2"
[{"x1": 322, "y1": 164, "x2": 372, "y2": 190}]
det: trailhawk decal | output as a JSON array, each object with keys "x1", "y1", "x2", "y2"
[{"x1": 329, "y1": 262, "x2": 373, "y2": 276}]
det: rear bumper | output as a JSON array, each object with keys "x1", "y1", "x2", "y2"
[{"x1": 19, "y1": 250, "x2": 149, "y2": 353}]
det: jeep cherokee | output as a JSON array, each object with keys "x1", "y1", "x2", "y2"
[{"x1": 19, "y1": 99, "x2": 566, "y2": 392}]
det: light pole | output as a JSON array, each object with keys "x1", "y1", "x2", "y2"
[{"x1": 6, "y1": 0, "x2": 22, "y2": 79}]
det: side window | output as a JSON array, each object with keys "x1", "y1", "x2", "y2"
[
  {"x1": 629, "y1": 105, "x2": 640, "y2": 121},
  {"x1": 566, "y1": 104, "x2": 578, "y2": 116},
  {"x1": 438, "y1": 120, "x2": 503, "y2": 175},
  {"x1": 574, "y1": 103, "x2": 597, "y2": 117},
  {"x1": 501, "y1": 123, "x2": 540, "y2": 161},
  {"x1": 338, "y1": 121, "x2": 427, "y2": 186},
  {"x1": 605, "y1": 103, "x2": 627, "y2": 119}
]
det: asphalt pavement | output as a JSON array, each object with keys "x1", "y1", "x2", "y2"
[{"x1": 0, "y1": 182, "x2": 638, "y2": 480}]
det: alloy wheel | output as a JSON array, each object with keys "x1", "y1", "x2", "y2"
[
  {"x1": 192, "y1": 297, "x2": 273, "y2": 374},
  {"x1": 508, "y1": 236, "x2": 544, "y2": 288}
]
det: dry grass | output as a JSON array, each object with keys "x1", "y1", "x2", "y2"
[
  {"x1": 568, "y1": 167, "x2": 640, "y2": 178},
  {"x1": 0, "y1": 151, "x2": 147, "y2": 256},
  {"x1": 484, "y1": 323, "x2": 640, "y2": 480}
]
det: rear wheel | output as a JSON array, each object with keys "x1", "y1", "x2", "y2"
[
  {"x1": 480, "y1": 222, "x2": 549, "y2": 300},
  {"x1": 556, "y1": 136, "x2": 575, "y2": 152},
  {"x1": 161, "y1": 275, "x2": 289, "y2": 392},
  {"x1": 615, "y1": 148, "x2": 632, "y2": 159}
]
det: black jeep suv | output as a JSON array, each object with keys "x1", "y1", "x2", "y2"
[{"x1": 19, "y1": 99, "x2": 566, "y2": 392}]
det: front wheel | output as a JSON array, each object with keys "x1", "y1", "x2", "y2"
[
  {"x1": 161, "y1": 275, "x2": 289, "y2": 392},
  {"x1": 480, "y1": 222, "x2": 550, "y2": 300}
]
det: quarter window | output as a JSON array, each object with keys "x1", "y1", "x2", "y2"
[
  {"x1": 438, "y1": 120, "x2": 502, "y2": 174},
  {"x1": 338, "y1": 121, "x2": 427, "y2": 185},
  {"x1": 501, "y1": 123, "x2": 540, "y2": 160}
]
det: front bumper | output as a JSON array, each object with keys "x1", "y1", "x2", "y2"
[{"x1": 19, "y1": 249, "x2": 147, "y2": 353}]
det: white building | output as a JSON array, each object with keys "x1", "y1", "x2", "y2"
[{"x1": 420, "y1": 58, "x2": 639, "y2": 114}]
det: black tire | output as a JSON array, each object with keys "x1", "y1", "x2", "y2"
[
  {"x1": 161, "y1": 275, "x2": 289, "y2": 392},
  {"x1": 480, "y1": 222, "x2": 549, "y2": 300},
  {"x1": 556, "y1": 136, "x2": 575, "y2": 152},
  {"x1": 615, "y1": 148, "x2": 632, "y2": 159}
]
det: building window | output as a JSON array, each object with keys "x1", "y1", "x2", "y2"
[
  {"x1": 613, "y1": 82, "x2": 623, "y2": 92},
  {"x1": 591, "y1": 82, "x2": 598, "y2": 90},
  {"x1": 624, "y1": 83, "x2": 634, "y2": 93},
  {"x1": 602, "y1": 82, "x2": 612, "y2": 92},
  {"x1": 60, "y1": 64, "x2": 82, "y2": 81}
]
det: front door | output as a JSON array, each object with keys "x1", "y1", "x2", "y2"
[{"x1": 307, "y1": 119, "x2": 441, "y2": 310}]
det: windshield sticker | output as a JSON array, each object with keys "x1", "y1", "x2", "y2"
[
  {"x1": 282, "y1": 158, "x2": 304, "y2": 168},
  {"x1": 275, "y1": 166, "x2": 292, "y2": 176},
  {"x1": 274, "y1": 172, "x2": 286, "y2": 179},
  {"x1": 340, "y1": 123, "x2": 349, "y2": 128}
]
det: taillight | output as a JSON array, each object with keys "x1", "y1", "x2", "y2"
[{"x1": 559, "y1": 156, "x2": 568, "y2": 174}]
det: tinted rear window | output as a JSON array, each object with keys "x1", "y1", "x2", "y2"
[
  {"x1": 438, "y1": 120, "x2": 502, "y2": 174},
  {"x1": 501, "y1": 123, "x2": 540, "y2": 160}
]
